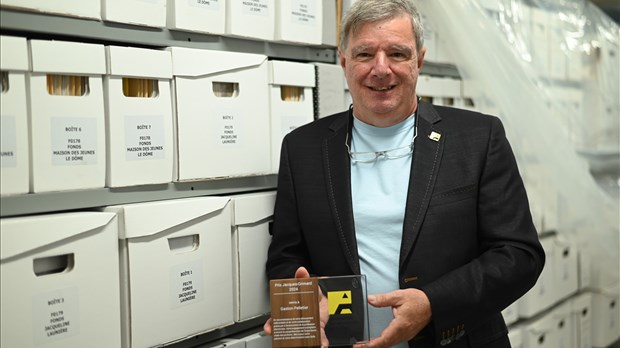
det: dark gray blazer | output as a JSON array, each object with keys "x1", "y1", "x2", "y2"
[{"x1": 266, "y1": 100, "x2": 545, "y2": 347}]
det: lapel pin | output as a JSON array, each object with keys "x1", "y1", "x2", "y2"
[{"x1": 428, "y1": 131, "x2": 441, "y2": 142}]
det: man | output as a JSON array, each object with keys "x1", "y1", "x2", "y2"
[{"x1": 265, "y1": 0, "x2": 545, "y2": 347}]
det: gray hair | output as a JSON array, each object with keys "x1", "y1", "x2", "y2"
[{"x1": 339, "y1": 0, "x2": 425, "y2": 54}]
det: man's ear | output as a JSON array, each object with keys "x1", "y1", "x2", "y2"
[
  {"x1": 339, "y1": 48, "x2": 346, "y2": 69},
  {"x1": 417, "y1": 47, "x2": 426, "y2": 69}
]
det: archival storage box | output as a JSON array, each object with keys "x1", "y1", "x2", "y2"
[
  {"x1": 104, "y1": 46, "x2": 174, "y2": 188},
  {"x1": 0, "y1": 211, "x2": 121, "y2": 348},
  {"x1": 166, "y1": 0, "x2": 226, "y2": 35},
  {"x1": 0, "y1": 35, "x2": 29, "y2": 195},
  {"x1": 0, "y1": 0, "x2": 100, "y2": 20},
  {"x1": 230, "y1": 190, "x2": 276, "y2": 322},
  {"x1": 101, "y1": 0, "x2": 166, "y2": 28},
  {"x1": 169, "y1": 47, "x2": 271, "y2": 181},
  {"x1": 274, "y1": 0, "x2": 323, "y2": 45},
  {"x1": 28, "y1": 39, "x2": 106, "y2": 193},
  {"x1": 104, "y1": 196, "x2": 234, "y2": 348},
  {"x1": 268, "y1": 60, "x2": 315, "y2": 173},
  {"x1": 225, "y1": 0, "x2": 275, "y2": 42}
]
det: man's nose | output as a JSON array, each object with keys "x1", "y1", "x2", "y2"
[{"x1": 372, "y1": 53, "x2": 391, "y2": 78}]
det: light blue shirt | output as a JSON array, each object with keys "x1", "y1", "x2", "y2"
[{"x1": 350, "y1": 113, "x2": 415, "y2": 348}]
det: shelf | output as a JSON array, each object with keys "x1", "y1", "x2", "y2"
[
  {"x1": 0, "y1": 9, "x2": 336, "y2": 63},
  {"x1": 0, "y1": 175, "x2": 278, "y2": 218}
]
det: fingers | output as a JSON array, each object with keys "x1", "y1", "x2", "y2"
[
  {"x1": 263, "y1": 317, "x2": 273, "y2": 335},
  {"x1": 294, "y1": 266, "x2": 310, "y2": 278}
]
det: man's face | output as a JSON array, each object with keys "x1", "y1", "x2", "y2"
[{"x1": 340, "y1": 14, "x2": 425, "y2": 127}]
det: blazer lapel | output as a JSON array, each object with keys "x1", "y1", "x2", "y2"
[
  {"x1": 400, "y1": 102, "x2": 444, "y2": 269},
  {"x1": 323, "y1": 111, "x2": 361, "y2": 275}
]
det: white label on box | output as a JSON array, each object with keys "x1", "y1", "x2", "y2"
[
  {"x1": 189, "y1": 0, "x2": 221, "y2": 9},
  {"x1": 290, "y1": 0, "x2": 318, "y2": 26},
  {"x1": 33, "y1": 287, "x2": 80, "y2": 345},
  {"x1": 215, "y1": 111, "x2": 244, "y2": 147},
  {"x1": 51, "y1": 117, "x2": 98, "y2": 166},
  {"x1": 124, "y1": 115, "x2": 166, "y2": 161},
  {"x1": 170, "y1": 260, "x2": 204, "y2": 308},
  {"x1": 242, "y1": 0, "x2": 269, "y2": 16},
  {"x1": 280, "y1": 116, "x2": 308, "y2": 138},
  {"x1": 0, "y1": 115, "x2": 17, "y2": 168}
]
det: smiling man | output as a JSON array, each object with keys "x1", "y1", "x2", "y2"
[{"x1": 265, "y1": 1, "x2": 545, "y2": 347}]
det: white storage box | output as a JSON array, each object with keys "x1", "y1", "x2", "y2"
[
  {"x1": 517, "y1": 235, "x2": 557, "y2": 319},
  {"x1": 314, "y1": 62, "x2": 346, "y2": 118},
  {"x1": 417, "y1": 75, "x2": 461, "y2": 99},
  {"x1": 230, "y1": 190, "x2": 276, "y2": 322},
  {"x1": 553, "y1": 235, "x2": 579, "y2": 301},
  {"x1": 104, "y1": 196, "x2": 234, "y2": 348},
  {"x1": 591, "y1": 284, "x2": 620, "y2": 348},
  {"x1": 274, "y1": 0, "x2": 323, "y2": 45},
  {"x1": 521, "y1": 311, "x2": 558, "y2": 348},
  {"x1": 551, "y1": 301, "x2": 572, "y2": 348},
  {"x1": 0, "y1": 0, "x2": 100, "y2": 20},
  {"x1": 0, "y1": 211, "x2": 121, "y2": 348},
  {"x1": 570, "y1": 292, "x2": 592, "y2": 348},
  {"x1": 322, "y1": 0, "x2": 337, "y2": 47},
  {"x1": 166, "y1": 0, "x2": 226, "y2": 35},
  {"x1": 102, "y1": 0, "x2": 166, "y2": 28},
  {"x1": 1, "y1": 35, "x2": 29, "y2": 195},
  {"x1": 169, "y1": 47, "x2": 271, "y2": 181},
  {"x1": 269, "y1": 60, "x2": 315, "y2": 172},
  {"x1": 233, "y1": 329, "x2": 272, "y2": 348},
  {"x1": 502, "y1": 300, "x2": 519, "y2": 326},
  {"x1": 226, "y1": 0, "x2": 275, "y2": 41},
  {"x1": 507, "y1": 326, "x2": 523, "y2": 348},
  {"x1": 104, "y1": 46, "x2": 174, "y2": 188},
  {"x1": 28, "y1": 39, "x2": 106, "y2": 193}
]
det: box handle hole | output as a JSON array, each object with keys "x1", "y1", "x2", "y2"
[{"x1": 33, "y1": 254, "x2": 75, "y2": 276}]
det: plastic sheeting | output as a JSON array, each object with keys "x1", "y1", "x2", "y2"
[{"x1": 418, "y1": 0, "x2": 619, "y2": 289}]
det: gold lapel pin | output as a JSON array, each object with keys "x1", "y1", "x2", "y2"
[{"x1": 429, "y1": 131, "x2": 441, "y2": 142}]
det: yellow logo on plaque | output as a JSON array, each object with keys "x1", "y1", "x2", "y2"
[{"x1": 328, "y1": 291, "x2": 353, "y2": 315}]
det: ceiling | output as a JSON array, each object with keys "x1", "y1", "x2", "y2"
[{"x1": 590, "y1": 0, "x2": 620, "y2": 23}]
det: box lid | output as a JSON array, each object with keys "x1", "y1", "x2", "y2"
[
  {"x1": 168, "y1": 47, "x2": 267, "y2": 77},
  {"x1": 29, "y1": 39, "x2": 106, "y2": 74},
  {"x1": 1, "y1": 35, "x2": 29, "y2": 71},
  {"x1": 268, "y1": 60, "x2": 315, "y2": 87},
  {"x1": 232, "y1": 191, "x2": 276, "y2": 225},
  {"x1": 107, "y1": 196, "x2": 231, "y2": 239},
  {"x1": 106, "y1": 46, "x2": 172, "y2": 78},
  {"x1": 0, "y1": 212, "x2": 116, "y2": 260}
]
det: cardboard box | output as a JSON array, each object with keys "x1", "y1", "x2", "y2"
[
  {"x1": 226, "y1": 0, "x2": 275, "y2": 41},
  {"x1": 0, "y1": 35, "x2": 29, "y2": 195},
  {"x1": 570, "y1": 292, "x2": 592, "y2": 348},
  {"x1": 102, "y1": 0, "x2": 166, "y2": 28},
  {"x1": 553, "y1": 235, "x2": 579, "y2": 301},
  {"x1": 551, "y1": 301, "x2": 572, "y2": 348},
  {"x1": 230, "y1": 190, "x2": 276, "y2": 322},
  {"x1": 169, "y1": 47, "x2": 271, "y2": 181},
  {"x1": 591, "y1": 284, "x2": 620, "y2": 347},
  {"x1": 104, "y1": 46, "x2": 174, "y2": 187},
  {"x1": 417, "y1": 75, "x2": 461, "y2": 99},
  {"x1": 0, "y1": 0, "x2": 100, "y2": 20},
  {"x1": 104, "y1": 196, "x2": 234, "y2": 348},
  {"x1": 274, "y1": 0, "x2": 323, "y2": 45},
  {"x1": 269, "y1": 60, "x2": 315, "y2": 173},
  {"x1": 502, "y1": 300, "x2": 519, "y2": 326},
  {"x1": 0, "y1": 211, "x2": 121, "y2": 348},
  {"x1": 314, "y1": 62, "x2": 346, "y2": 119},
  {"x1": 166, "y1": 0, "x2": 226, "y2": 35},
  {"x1": 521, "y1": 311, "x2": 559, "y2": 348},
  {"x1": 28, "y1": 39, "x2": 107, "y2": 193},
  {"x1": 322, "y1": 0, "x2": 337, "y2": 47},
  {"x1": 507, "y1": 326, "x2": 523, "y2": 348},
  {"x1": 517, "y1": 235, "x2": 557, "y2": 319}
]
